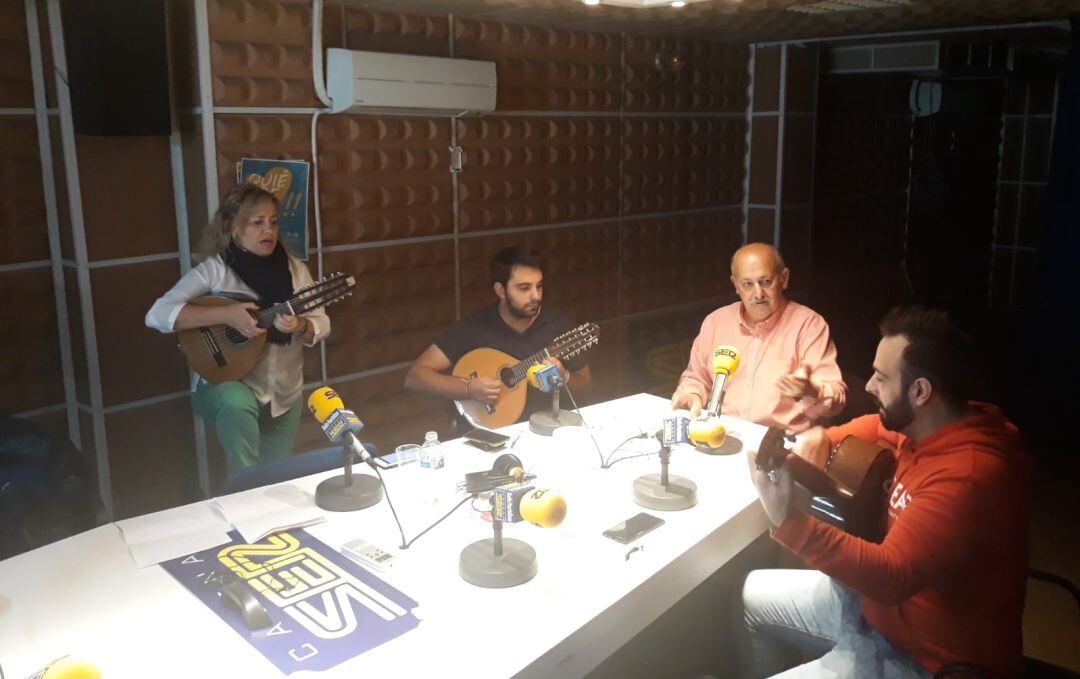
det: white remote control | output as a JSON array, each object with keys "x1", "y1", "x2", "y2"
[{"x1": 341, "y1": 538, "x2": 394, "y2": 571}]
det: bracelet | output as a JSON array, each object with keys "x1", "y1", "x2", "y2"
[
  {"x1": 295, "y1": 317, "x2": 310, "y2": 336},
  {"x1": 462, "y1": 377, "x2": 472, "y2": 398}
]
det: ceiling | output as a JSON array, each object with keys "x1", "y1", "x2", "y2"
[{"x1": 352, "y1": 0, "x2": 1078, "y2": 43}]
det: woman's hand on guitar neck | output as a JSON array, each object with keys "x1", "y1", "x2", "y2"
[
  {"x1": 468, "y1": 376, "x2": 502, "y2": 405},
  {"x1": 220, "y1": 302, "x2": 265, "y2": 338}
]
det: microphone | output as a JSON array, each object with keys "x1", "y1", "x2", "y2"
[
  {"x1": 705, "y1": 345, "x2": 740, "y2": 415},
  {"x1": 660, "y1": 413, "x2": 726, "y2": 449},
  {"x1": 492, "y1": 483, "x2": 567, "y2": 528},
  {"x1": 527, "y1": 362, "x2": 561, "y2": 392},
  {"x1": 306, "y1": 386, "x2": 384, "y2": 511},
  {"x1": 307, "y1": 387, "x2": 375, "y2": 469},
  {"x1": 660, "y1": 413, "x2": 691, "y2": 446},
  {"x1": 688, "y1": 416, "x2": 726, "y2": 449}
]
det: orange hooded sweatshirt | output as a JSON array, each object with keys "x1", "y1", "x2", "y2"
[{"x1": 772, "y1": 403, "x2": 1029, "y2": 676}]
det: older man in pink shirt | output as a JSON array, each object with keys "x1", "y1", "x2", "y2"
[{"x1": 671, "y1": 243, "x2": 846, "y2": 432}]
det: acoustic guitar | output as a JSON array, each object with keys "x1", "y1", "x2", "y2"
[
  {"x1": 755, "y1": 426, "x2": 896, "y2": 542},
  {"x1": 452, "y1": 322, "x2": 600, "y2": 429},
  {"x1": 177, "y1": 272, "x2": 355, "y2": 384}
]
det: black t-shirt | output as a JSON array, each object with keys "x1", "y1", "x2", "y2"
[{"x1": 435, "y1": 303, "x2": 588, "y2": 425}]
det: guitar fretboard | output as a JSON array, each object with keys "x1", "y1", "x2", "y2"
[
  {"x1": 505, "y1": 349, "x2": 553, "y2": 385},
  {"x1": 250, "y1": 275, "x2": 351, "y2": 328}
]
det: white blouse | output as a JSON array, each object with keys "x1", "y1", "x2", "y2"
[{"x1": 145, "y1": 254, "x2": 331, "y2": 417}]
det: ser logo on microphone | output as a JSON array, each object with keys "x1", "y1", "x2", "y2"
[{"x1": 307, "y1": 388, "x2": 338, "y2": 416}]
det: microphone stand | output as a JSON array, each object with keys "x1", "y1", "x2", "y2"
[
  {"x1": 529, "y1": 376, "x2": 583, "y2": 435},
  {"x1": 315, "y1": 438, "x2": 384, "y2": 512},
  {"x1": 632, "y1": 442, "x2": 698, "y2": 511},
  {"x1": 459, "y1": 517, "x2": 538, "y2": 588}
]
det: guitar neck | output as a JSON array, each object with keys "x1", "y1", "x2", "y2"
[
  {"x1": 506, "y1": 348, "x2": 552, "y2": 385},
  {"x1": 250, "y1": 277, "x2": 349, "y2": 328}
]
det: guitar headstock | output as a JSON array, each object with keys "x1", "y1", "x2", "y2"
[
  {"x1": 756, "y1": 426, "x2": 796, "y2": 473},
  {"x1": 292, "y1": 272, "x2": 356, "y2": 315},
  {"x1": 549, "y1": 322, "x2": 600, "y2": 360}
]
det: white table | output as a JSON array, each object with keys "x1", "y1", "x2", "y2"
[{"x1": 0, "y1": 393, "x2": 769, "y2": 678}]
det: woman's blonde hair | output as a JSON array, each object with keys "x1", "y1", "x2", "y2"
[{"x1": 198, "y1": 183, "x2": 279, "y2": 256}]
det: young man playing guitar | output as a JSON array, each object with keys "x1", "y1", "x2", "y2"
[
  {"x1": 146, "y1": 184, "x2": 330, "y2": 473},
  {"x1": 405, "y1": 247, "x2": 591, "y2": 431},
  {"x1": 740, "y1": 306, "x2": 1028, "y2": 678}
]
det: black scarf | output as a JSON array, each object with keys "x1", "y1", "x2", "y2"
[{"x1": 223, "y1": 241, "x2": 294, "y2": 345}]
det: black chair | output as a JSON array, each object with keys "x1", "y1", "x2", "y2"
[
  {"x1": 219, "y1": 443, "x2": 379, "y2": 495},
  {"x1": 934, "y1": 570, "x2": 1080, "y2": 679},
  {"x1": 0, "y1": 417, "x2": 104, "y2": 559}
]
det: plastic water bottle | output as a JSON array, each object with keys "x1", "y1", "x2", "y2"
[{"x1": 419, "y1": 431, "x2": 445, "y2": 504}]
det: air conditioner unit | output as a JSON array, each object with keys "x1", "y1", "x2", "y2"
[{"x1": 326, "y1": 48, "x2": 497, "y2": 115}]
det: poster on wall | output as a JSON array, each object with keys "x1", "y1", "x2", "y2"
[{"x1": 237, "y1": 158, "x2": 310, "y2": 260}]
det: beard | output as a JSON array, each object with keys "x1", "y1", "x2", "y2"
[
  {"x1": 506, "y1": 297, "x2": 540, "y2": 319},
  {"x1": 872, "y1": 392, "x2": 915, "y2": 432}
]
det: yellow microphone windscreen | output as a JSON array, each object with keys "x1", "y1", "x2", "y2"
[
  {"x1": 519, "y1": 488, "x2": 567, "y2": 528},
  {"x1": 688, "y1": 416, "x2": 726, "y2": 449},
  {"x1": 711, "y1": 345, "x2": 740, "y2": 376},
  {"x1": 307, "y1": 386, "x2": 343, "y2": 423},
  {"x1": 36, "y1": 657, "x2": 101, "y2": 679}
]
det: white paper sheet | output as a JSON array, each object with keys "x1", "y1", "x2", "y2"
[
  {"x1": 211, "y1": 484, "x2": 325, "y2": 543},
  {"x1": 115, "y1": 503, "x2": 232, "y2": 568}
]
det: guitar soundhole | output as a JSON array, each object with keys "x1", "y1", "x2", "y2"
[
  {"x1": 223, "y1": 327, "x2": 248, "y2": 345},
  {"x1": 499, "y1": 367, "x2": 516, "y2": 388}
]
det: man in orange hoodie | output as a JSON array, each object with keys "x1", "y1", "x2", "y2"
[{"x1": 740, "y1": 306, "x2": 1028, "y2": 678}]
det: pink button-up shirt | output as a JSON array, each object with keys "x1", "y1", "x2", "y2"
[{"x1": 675, "y1": 299, "x2": 846, "y2": 432}]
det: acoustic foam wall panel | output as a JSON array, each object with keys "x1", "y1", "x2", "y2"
[
  {"x1": 208, "y1": 0, "x2": 339, "y2": 108},
  {"x1": 321, "y1": 241, "x2": 456, "y2": 376},
  {"x1": 619, "y1": 209, "x2": 742, "y2": 316},
  {"x1": 316, "y1": 115, "x2": 453, "y2": 244},
  {"x1": 455, "y1": 18, "x2": 620, "y2": 112},
  {"x1": 455, "y1": 116, "x2": 620, "y2": 232},
  {"x1": 624, "y1": 37, "x2": 747, "y2": 113},
  {"x1": 345, "y1": 7, "x2": 450, "y2": 58},
  {"x1": 622, "y1": 117, "x2": 745, "y2": 215}
]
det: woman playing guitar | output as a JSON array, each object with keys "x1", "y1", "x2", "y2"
[{"x1": 145, "y1": 184, "x2": 330, "y2": 473}]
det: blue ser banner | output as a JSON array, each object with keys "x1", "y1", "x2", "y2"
[
  {"x1": 238, "y1": 158, "x2": 310, "y2": 260},
  {"x1": 161, "y1": 530, "x2": 419, "y2": 674}
]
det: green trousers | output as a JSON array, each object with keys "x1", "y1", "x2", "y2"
[{"x1": 191, "y1": 380, "x2": 301, "y2": 473}]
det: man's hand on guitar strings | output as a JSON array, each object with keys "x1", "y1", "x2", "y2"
[
  {"x1": 469, "y1": 376, "x2": 502, "y2": 405},
  {"x1": 221, "y1": 302, "x2": 265, "y2": 338},
  {"x1": 747, "y1": 448, "x2": 794, "y2": 528}
]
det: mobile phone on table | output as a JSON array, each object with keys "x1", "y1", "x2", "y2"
[
  {"x1": 602, "y1": 512, "x2": 665, "y2": 544},
  {"x1": 463, "y1": 427, "x2": 511, "y2": 452}
]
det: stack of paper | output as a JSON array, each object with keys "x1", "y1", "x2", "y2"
[
  {"x1": 212, "y1": 484, "x2": 325, "y2": 543},
  {"x1": 116, "y1": 503, "x2": 232, "y2": 568}
]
